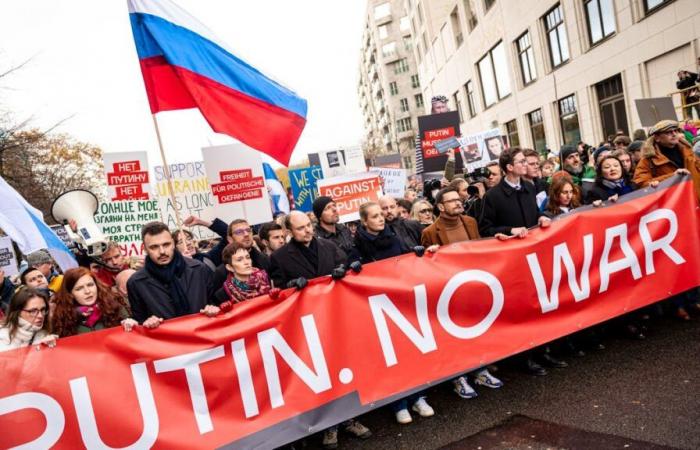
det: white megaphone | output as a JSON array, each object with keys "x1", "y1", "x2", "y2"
[{"x1": 51, "y1": 189, "x2": 107, "y2": 257}]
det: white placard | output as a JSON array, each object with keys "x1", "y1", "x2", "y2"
[
  {"x1": 318, "y1": 147, "x2": 367, "y2": 178},
  {"x1": 369, "y1": 167, "x2": 407, "y2": 198},
  {"x1": 0, "y1": 236, "x2": 19, "y2": 277},
  {"x1": 102, "y1": 151, "x2": 151, "y2": 200},
  {"x1": 202, "y1": 144, "x2": 273, "y2": 226},
  {"x1": 456, "y1": 128, "x2": 503, "y2": 173}
]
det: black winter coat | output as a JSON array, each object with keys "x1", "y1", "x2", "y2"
[
  {"x1": 127, "y1": 257, "x2": 214, "y2": 322},
  {"x1": 386, "y1": 218, "x2": 423, "y2": 248},
  {"x1": 269, "y1": 238, "x2": 346, "y2": 288},
  {"x1": 348, "y1": 225, "x2": 409, "y2": 264},
  {"x1": 479, "y1": 179, "x2": 541, "y2": 236}
]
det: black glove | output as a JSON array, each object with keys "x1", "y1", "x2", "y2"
[
  {"x1": 349, "y1": 260, "x2": 362, "y2": 273},
  {"x1": 286, "y1": 277, "x2": 308, "y2": 290},
  {"x1": 413, "y1": 246, "x2": 426, "y2": 257},
  {"x1": 331, "y1": 264, "x2": 347, "y2": 280}
]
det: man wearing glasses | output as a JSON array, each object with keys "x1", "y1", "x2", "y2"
[{"x1": 633, "y1": 120, "x2": 700, "y2": 200}]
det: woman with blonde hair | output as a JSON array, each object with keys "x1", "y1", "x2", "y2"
[{"x1": 410, "y1": 199, "x2": 435, "y2": 229}]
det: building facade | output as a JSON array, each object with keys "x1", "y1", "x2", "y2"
[
  {"x1": 358, "y1": 0, "x2": 426, "y2": 170},
  {"x1": 404, "y1": 0, "x2": 700, "y2": 157}
]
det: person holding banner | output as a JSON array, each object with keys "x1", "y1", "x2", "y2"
[
  {"x1": 378, "y1": 196, "x2": 423, "y2": 248},
  {"x1": 51, "y1": 267, "x2": 136, "y2": 336},
  {"x1": 0, "y1": 288, "x2": 57, "y2": 352},
  {"x1": 127, "y1": 222, "x2": 218, "y2": 327},
  {"x1": 312, "y1": 196, "x2": 354, "y2": 254},
  {"x1": 410, "y1": 200, "x2": 436, "y2": 229},
  {"x1": 216, "y1": 242, "x2": 271, "y2": 304}
]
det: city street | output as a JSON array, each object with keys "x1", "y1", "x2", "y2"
[{"x1": 308, "y1": 313, "x2": 700, "y2": 450}]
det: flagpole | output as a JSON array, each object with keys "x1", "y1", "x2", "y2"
[{"x1": 151, "y1": 114, "x2": 184, "y2": 230}]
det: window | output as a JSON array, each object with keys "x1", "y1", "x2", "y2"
[
  {"x1": 411, "y1": 74, "x2": 420, "y2": 88},
  {"x1": 374, "y1": 2, "x2": 391, "y2": 20},
  {"x1": 596, "y1": 74, "x2": 628, "y2": 137},
  {"x1": 484, "y1": 0, "x2": 496, "y2": 11},
  {"x1": 403, "y1": 36, "x2": 412, "y2": 50},
  {"x1": 450, "y1": 7, "x2": 464, "y2": 47},
  {"x1": 397, "y1": 117, "x2": 412, "y2": 132},
  {"x1": 400, "y1": 98, "x2": 410, "y2": 112},
  {"x1": 400, "y1": 16, "x2": 411, "y2": 32},
  {"x1": 389, "y1": 81, "x2": 399, "y2": 95},
  {"x1": 644, "y1": 0, "x2": 671, "y2": 14},
  {"x1": 506, "y1": 120, "x2": 520, "y2": 147},
  {"x1": 585, "y1": 0, "x2": 615, "y2": 45},
  {"x1": 453, "y1": 92, "x2": 463, "y2": 122},
  {"x1": 544, "y1": 5, "x2": 570, "y2": 69},
  {"x1": 394, "y1": 58, "x2": 409, "y2": 74},
  {"x1": 477, "y1": 41, "x2": 512, "y2": 107},
  {"x1": 378, "y1": 25, "x2": 389, "y2": 40},
  {"x1": 516, "y1": 31, "x2": 537, "y2": 85},
  {"x1": 558, "y1": 95, "x2": 581, "y2": 145},
  {"x1": 463, "y1": 0, "x2": 478, "y2": 32},
  {"x1": 382, "y1": 42, "x2": 397, "y2": 58},
  {"x1": 403, "y1": 156, "x2": 413, "y2": 169},
  {"x1": 415, "y1": 93, "x2": 424, "y2": 108},
  {"x1": 528, "y1": 109, "x2": 547, "y2": 153},
  {"x1": 465, "y1": 80, "x2": 477, "y2": 117}
]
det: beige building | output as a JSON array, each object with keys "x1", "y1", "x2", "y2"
[
  {"x1": 404, "y1": 0, "x2": 700, "y2": 157},
  {"x1": 358, "y1": 0, "x2": 426, "y2": 169}
]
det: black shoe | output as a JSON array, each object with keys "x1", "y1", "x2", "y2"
[
  {"x1": 541, "y1": 353, "x2": 568, "y2": 368},
  {"x1": 525, "y1": 358, "x2": 547, "y2": 376}
]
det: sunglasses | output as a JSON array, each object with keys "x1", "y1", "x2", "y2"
[{"x1": 418, "y1": 208, "x2": 432, "y2": 214}]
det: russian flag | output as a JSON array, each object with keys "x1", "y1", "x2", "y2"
[{"x1": 127, "y1": 0, "x2": 307, "y2": 166}]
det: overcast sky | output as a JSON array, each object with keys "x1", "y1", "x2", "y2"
[{"x1": 0, "y1": 0, "x2": 366, "y2": 167}]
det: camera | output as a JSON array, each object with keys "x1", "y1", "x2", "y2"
[
  {"x1": 466, "y1": 166, "x2": 491, "y2": 185},
  {"x1": 423, "y1": 178, "x2": 443, "y2": 203}
]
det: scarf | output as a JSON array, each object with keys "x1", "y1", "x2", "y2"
[
  {"x1": 357, "y1": 226, "x2": 406, "y2": 261},
  {"x1": 601, "y1": 178, "x2": 634, "y2": 196},
  {"x1": 76, "y1": 304, "x2": 102, "y2": 328},
  {"x1": 145, "y1": 251, "x2": 189, "y2": 316},
  {"x1": 223, "y1": 269, "x2": 271, "y2": 303},
  {"x1": 13, "y1": 317, "x2": 44, "y2": 345}
]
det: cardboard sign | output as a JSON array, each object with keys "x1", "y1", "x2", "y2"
[
  {"x1": 202, "y1": 144, "x2": 272, "y2": 226},
  {"x1": 102, "y1": 152, "x2": 151, "y2": 201},
  {"x1": 369, "y1": 167, "x2": 407, "y2": 198},
  {"x1": 314, "y1": 147, "x2": 367, "y2": 178},
  {"x1": 153, "y1": 162, "x2": 217, "y2": 241},
  {"x1": 0, "y1": 236, "x2": 18, "y2": 277},
  {"x1": 456, "y1": 128, "x2": 504, "y2": 173},
  {"x1": 289, "y1": 166, "x2": 323, "y2": 213},
  {"x1": 94, "y1": 200, "x2": 161, "y2": 256},
  {"x1": 635, "y1": 97, "x2": 678, "y2": 127},
  {"x1": 416, "y1": 111, "x2": 464, "y2": 174},
  {"x1": 317, "y1": 173, "x2": 383, "y2": 222}
]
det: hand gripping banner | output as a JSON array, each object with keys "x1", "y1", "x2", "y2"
[{"x1": 2, "y1": 177, "x2": 700, "y2": 449}]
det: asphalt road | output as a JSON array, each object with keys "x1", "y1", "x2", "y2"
[{"x1": 302, "y1": 313, "x2": 700, "y2": 450}]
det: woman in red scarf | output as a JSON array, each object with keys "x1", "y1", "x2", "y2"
[
  {"x1": 219, "y1": 242, "x2": 271, "y2": 305},
  {"x1": 51, "y1": 267, "x2": 136, "y2": 337}
]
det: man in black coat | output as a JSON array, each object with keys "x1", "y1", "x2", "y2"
[
  {"x1": 269, "y1": 211, "x2": 347, "y2": 288},
  {"x1": 127, "y1": 221, "x2": 218, "y2": 327},
  {"x1": 378, "y1": 195, "x2": 423, "y2": 248}
]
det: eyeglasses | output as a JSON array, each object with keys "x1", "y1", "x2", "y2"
[
  {"x1": 512, "y1": 159, "x2": 528, "y2": 165},
  {"x1": 22, "y1": 307, "x2": 48, "y2": 317},
  {"x1": 231, "y1": 227, "x2": 252, "y2": 236},
  {"x1": 418, "y1": 208, "x2": 432, "y2": 214}
]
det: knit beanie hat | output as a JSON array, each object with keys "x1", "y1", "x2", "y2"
[
  {"x1": 559, "y1": 144, "x2": 577, "y2": 162},
  {"x1": 628, "y1": 140, "x2": 644, "y2": 152},
  {"x1": 312, "y1": 196, "x2": 334, "y2": 221},
  {"x1": 27, "y1": 249, "x2": 52, "y2": 267}
]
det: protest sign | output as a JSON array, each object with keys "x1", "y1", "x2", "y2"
[
  {"x1": 50, "y1": 225, "x2": 77, "y2": 250},
  {"x1": 289, "y1": 166, "x2": 323, "y2": 212},
  {"x1": 0, "y1": 236, "x2": 18, "y2": 277},
  {"x1": 317, "y1": 172, "x2": 383, "y2": 222},
  {"x1": 315, "y1": 147, "x2": 367, "y2": 178},
  {"x1": 416, "y1": 111, "x2": 464, "y2": 174},
  {"x1": 456, "y1": 128, "x2": 504, "y2": 173},
  {"x1": 153, "y1": 161, "x2": 217, "y2": 240},
  {"x1": 94, "y1": 200, "x2": 161, "y2": 256},
  {"x1": 202, "y1": 144, "x2": 272, "y2": 225},
  {"x1": 102, "y1": 152, "x2": 151, "y2": 201},
  {"x1": 2, "y1": 177, "x2": 699, "y2": 450},
  {"x1": 369, "y1": 167, "x2": 407, "y2": 198}
]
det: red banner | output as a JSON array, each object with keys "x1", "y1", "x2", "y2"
[{"x1": 2, "y1": 179, "x2": 699, "y2": 449}]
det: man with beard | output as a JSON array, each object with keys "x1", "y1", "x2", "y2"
[
  {"x1": 258, "y1": 222, "x2": 287, "y2": 256},
  {"x1": 421, "y1": 187, "x2": 503, "y2": 398},
  {"x1": 127, "y1": 222, "x2": 218, "y2": 328},
  {"x1": 312, "y1": 196, "x2": 354, "y2": 254},
  {"x1": 558, "y1": 144, "x2": 596, "y2": 197},
  {"x1": 378, "y1": 196, "x2": 423, "y2": 248}
]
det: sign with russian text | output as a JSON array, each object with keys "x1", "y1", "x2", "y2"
[
  {"x1": 317, "y1": 173, "x2": 383, "y2": 222},
  {"x1": 0, "y1": 236, "x2": 18, "y2": 277},
  {"x1": 417, "y1": 111, "x2": 465, "y2": 174},
  {"x1": 289, "y1": 166, "x2": 323, "y2": 212},
  {"x1": 1, "y1": 178, "x2": 699, "y2": 450},
  {"x1": 154, "y1": 162, "x2": 217, "y2": 241},
  {"x1": 202, "y1": 144, "x2": 272, "y2": 225},
  {"x1": 369, "y1": 167, "x2": 407, "y2": 198},
  {"x1": 94, "y1": 200, "x2": 161, "y2": 256},
  {"x1": 102, "y1": 152, "x2": 151, "y2": 201}
]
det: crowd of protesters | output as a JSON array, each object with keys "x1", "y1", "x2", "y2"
[{"x1": 1, "y1": 116, "x2": 700, "y2": 449}]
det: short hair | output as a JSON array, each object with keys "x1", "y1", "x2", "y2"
[
  {"x1": 613, "y1": 135, "x2": 631, "y2": 147},
  {"x1": 171, "y1": 228, "x2": 193, "y2": 242},
  {"x1": 448, "y1": 177, "x2": 467, "y2": 190},
  {"x1": 227, "y1": 219, "x2": 249, "y2": 237},
  {"x1": 499, "y1": 146, "x2": 523, "y2": 173},
  {"x1": 522, "y1": 148, "x2": 539, "y2": 159},
  {"x1": 359, "y1": 202, "x2": 380, "y2": 221},
  {"x1": 141, "y1": 221, "x2": 169, "y2": 240},
  {"x1": 221, "y1": 242, "x2": 250, "y2": 265},
  {"x1": 259, "y1": 222, "x2": 283, "y2": 241},
  {"x1": 20, "y1": 267, "x2": 42, "y2": 285},
  {"x1": 632, "y1": 128, "x2": 648, "y2": 141},
  {"x1": 435, "y1": 186, "x2": 459, "y2": 204},
  {"x1": 397, "y1": 198, "x2": 413, "y2": 212}
]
